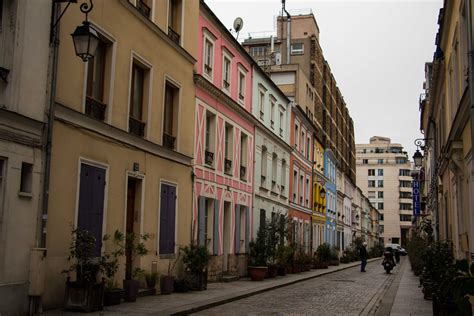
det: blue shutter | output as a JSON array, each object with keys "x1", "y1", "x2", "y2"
[
  {"x1": 245, "y1": 206, "x2": 250, "y2": 253},
  {"x1": 198, "y1": 197, "x2": 206, "y2": 246},
  {"x1": 213, "y1": 199, "x2": 219, "y2": 255},
  {"x1": 235, "y1": 204, "x2": 240, "y2": 254}
]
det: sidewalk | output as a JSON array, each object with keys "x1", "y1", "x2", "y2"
[
  {"x1": 389, "y1": 258, "x2": 432, "y2": 316},
  {"x1": 44, "y1": 258, "x2": 379, "y2": 316}
]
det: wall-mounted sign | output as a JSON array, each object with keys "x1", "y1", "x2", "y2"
[{"x1": 412, "y1": 179, "x2": 421, "y2": 216}]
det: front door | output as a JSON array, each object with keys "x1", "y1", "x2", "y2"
[
  {"x1": 78, "y1": 163, "x2": 106, "y2": 256},
  {"x1": 223, "y1": 201, "x2": 231, "y2": 272},
  {"x1": 126, "y1": 178, "x2": 137, "y2": 280}
]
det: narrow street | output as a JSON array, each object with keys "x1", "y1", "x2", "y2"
[{"x1": 194, "y1": 259, "x2": 398, "y2": 316}]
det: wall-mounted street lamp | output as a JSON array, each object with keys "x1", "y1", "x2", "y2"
[
  {"x1": 412, "y1": 138, "x2": 432, "y2": 168},
  {"x1": 413, "y1": 149, "x2": 423, "y2": 168},
  {"x1": 54, "y1": 0, "x2": 98, "y2": 62},
  {"x1": 320, "y1": 187, "x2": 326, "y2": 199}
]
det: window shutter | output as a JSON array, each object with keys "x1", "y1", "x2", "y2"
[
  {"x1": 198, "y1": 197, "x2": 206, "y2": 246},
  {"x1": 159, "y1": 185, "x2": 169, "y2": 253},
  {"x1": 245, "y1": 206, "x2": 250, "y2": 253},
  {"x1": 234, "y1": 204, "x2": 240, "y2": 254},
  {"x1": 213, "y1": 199, "x2": 219, "y2": 255}
]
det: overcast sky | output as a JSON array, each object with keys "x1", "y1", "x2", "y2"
[{"x1": 206, "y1": 0, "x2": 442, "y2": 157}]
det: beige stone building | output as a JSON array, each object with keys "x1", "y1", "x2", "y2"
[
  {"x1": 43, "y1": 0, "x2": 198, "y2": 308},
  {"x1": 356, "y1": 137, "x2": 413, "y2": 246},
  {"x1": 0, "y1": 0, "x2": 51, "y2": 314}
]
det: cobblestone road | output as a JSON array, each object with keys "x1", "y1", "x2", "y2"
[{"x1": 193, "y1": 260, "x2": 397, "y2": 316}]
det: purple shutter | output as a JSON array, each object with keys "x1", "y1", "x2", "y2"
[
  {"x1": 160, "y1": 184, "x2": 176, "y2": 254},
  {"x1": 78, "y1": 164, "x2": 105, "y2": 256}
]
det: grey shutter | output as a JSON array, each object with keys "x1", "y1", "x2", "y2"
[
  {"x1": 245, "y1": 206, "x2": 250, "y2": 253},
  {"x1": 235, "y1": 204, "x2": 240, "y2": 254},
  {"x1": 213, "y1": 199, "x2": 219, "y2": 255},
  {"x1": 160, "y1": 184, "x2": 176, "y2": 254},
  {"x1": 198, "y1": 196, "x2": 206, "y2": 246}
]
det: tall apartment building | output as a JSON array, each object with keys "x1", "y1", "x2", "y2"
[
  {"x1": 356, "y1": 137, "x2": 413, "y2": 246},
  {"x1": 242, "y1": 10, "x2": 356, "y2": 184}
]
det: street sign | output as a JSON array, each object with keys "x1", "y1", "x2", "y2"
[{"x1": 412, "y1": 179, "x2": 421, "y2": 216}]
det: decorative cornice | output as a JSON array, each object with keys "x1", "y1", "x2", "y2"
[
  {"x1": 54, "y1": 103, "x2": 193, "y2": 167},
  {"x1": 0, "y1": 108, "x2": 44, "y2": 147}
]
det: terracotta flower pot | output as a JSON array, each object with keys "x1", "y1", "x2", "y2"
[{"x1": 248, "y1": 266, "x2": 267, "y2": 281}]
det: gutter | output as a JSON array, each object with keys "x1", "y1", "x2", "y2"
[{"x1": 466, "y1": 0, "x2": 474, "y2": 254}]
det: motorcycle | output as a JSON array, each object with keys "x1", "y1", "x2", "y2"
[{"x1": 382, "y1": 258, "x2": 394, "y2": 273}]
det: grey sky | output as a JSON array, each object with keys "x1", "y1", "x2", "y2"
[{"x1": 206, "y1": 0, "x2": 442, "y2": 156}]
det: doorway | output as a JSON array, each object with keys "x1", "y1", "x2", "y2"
[
  {"x1": 126, "y1": 177, "x2": 142, "y2": 280},
  {"x1": 223, "y1": 201, "x2": 231, "y2": 272}
]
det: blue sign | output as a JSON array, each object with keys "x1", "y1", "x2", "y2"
[{"x1": 412, "y1": 180, "x2": 421, "y2": 216}]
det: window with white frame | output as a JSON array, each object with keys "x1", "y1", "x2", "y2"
[
  {"x1": 270, "y1": 98, "x2": 276, "y2": 128},
  {"x1": 294, "y1": 123, "x2": 299, "y2": 149},
  {"x1": 299, "y1": 174, "x2": 304, "y2": 205},
  {"x1": 291, "y1": 43, "x2": 304, "y2": 55},
  {"x1": 305, "y1": 177, "x2": 310, "y2": 207},
  {"x1": 222, "y1": 52, "x2": 231, "y2": 92},
  {"x1": 281, "y1": 159, "x2": 286, "y2": 194},
  {"x1": 203, "y1": 30, "x2": 215, "y2": 79},
  {"x1": 259, "y1": 90, "x2": 265, "y2": 119},
  {"x1": 279, "y1": 110, "x2": 284, "y2": 136},
  {"x1": 238, "y1": 66, "x2": 246, "y2": 103},
  {"x1": 205, "y1": 111, "x2": 216, "y2": 166},
  {"x1": 293, "y1": 170, "x2": 298, "y2": 202},
  {"x1": 301, "y1": 130, "x2": 306, "y2": 155}
]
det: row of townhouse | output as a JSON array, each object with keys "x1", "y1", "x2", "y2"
[
  {"x1": 419, "y1": 0, "x2": 474, "y2": 260},
  {"x1": 0, "y1": 1, "x2": 380, "y2": 314}
]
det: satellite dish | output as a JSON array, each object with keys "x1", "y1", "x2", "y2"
[{"x1": 233, "y1": 17, "x2": 244, "y2": 33}]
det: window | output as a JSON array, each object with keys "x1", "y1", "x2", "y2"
[
  {"x1": 222, "y1": 54, "x2": 231, "y2": 91},
  {"x1": 306, "y1": 178, "x2": 310, "y2": 207},
  {"x1": 136, "y1": 0, "x2": 152, "y2": 18},
  {"x1": 250, "y1": 46, "x2": 266, "y2": 56},
  {"x1": 168, "y1": 0, "x2": 182, "y2": 44},
  {"x1": 291, "y1": 43, "x2": 304, "y2": 54},
  {"x1": 259, "y1": 91, "x2": 265, "y2": 119},
  {"x1": 20, "y1": 162, "x2": 33, "y2": 194},
  {"x1": 400, "y1": 215, "x2": 412, "y2": 222},
  {"x1": 368, "y1": 169, "x2": 375, "y2": 176},
  {"x1": 205, "y1": 112, "x2": 216, "y2": 166},
  {"x1": 270, "y1": 98, "x2": 275, "y2": 128},
  {"x1": 368, "y1": 191, "x2": 375, "y2": 198},
  {"x1": 279, "y1": 111, "x2": 284, "y2": 136},
  {"x1": 86, "y1": 38, "x2": 108, "y2": 121},
  {"x1": 400, "y1": 203, "x2": 412, "y2": 210},
  {"x1": 396, "y1": 157, "x2": 407, "y2": 164},
  {"x1": 238, "y1": 68, "x2": 246, "y2": 103},
  {"x1": 261, "y1": 146, "x2": 267, "y2": 186},
  {"x1": 363, "y1": 159, "x2": 368, "y2": 164},
  {"x1": 240, "y1": 133, "x2": 248, "y2": 181},
  {"x1": 378, "y1": 203, "x2": 384, "y2": 210},
  {"x1": 379, "y1": 214, "x2": 384, "y2": 221},
  {"x1": 378, "y1": 191, "x2": 384, "y2": 198},
  {"x1": 281, "y1": 160, "x2": 286, "y2": 194},
  {"x1": 300, "y1": 174, "x2": 304, "y2": 205},
  {"x1": 163, "y1": 80, "x2": 179, "y2": 150},
  {"x1": 400, "y1": 191, "x2": 412, "y2": 198},
  {"x1": 378, "y1": 180, "x2": 384, "y2": 188},
  {"x1": 368, "y1": 180, "x2": 375, "y2": 188},
  {"x1": 224, "y1": 124, "x2": 233, "y2": 174},
  {"x1": 399, "y1": 169, "x2": 411, "y2": 176},
  {"x1": 378, "y1": 169, "x2": 384, "y2": 176},
  {"x1": 260, "y1": 209, "x2": 266, "y2": 231},
  {"x1": 293, "y1": 170, "x2": 298, "y2": 202},
  {"x1": 272, "y1": 153, "x2": 277, "y2": 189},
  {"x1": 301, "y1": 131, "x2": 305, "y2": 155},
  {"x1": 378, "y1": 159, "x2": 384, "y2": 164},
  {"x1": 294, "y1": 124, "x2": 299, "y2": 149},
  {"x1": 306, "y1": 136, "x2": 310, "y2": 160},
  {"x1": 203, "y1": 34, "x2": 214, "y2": 78},
  {"x1": 129, "y1": 62, "x2": 146, "y2": 137},
  {"x1": 399, "y1": 180, "x2": 411, "y2": 188}
]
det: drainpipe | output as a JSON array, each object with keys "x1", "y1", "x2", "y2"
[
  {"x1": 466, "y1": 0, "x2": 474, "y2": 256},
  {"x1": 282, "y1": 0, "x2": 291, "y2": 64}
]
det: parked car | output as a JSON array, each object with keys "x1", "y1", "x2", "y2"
[{"x1": 385, "y1": 243, "x2": 407, "y2": 256}]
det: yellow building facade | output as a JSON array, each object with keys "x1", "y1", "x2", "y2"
[
  {"x1": 312, "y1": 137, "x2": 326, "y2": 249},
  {"x1": 44, "y1": 0, "x2": 198, "y2": 308}
]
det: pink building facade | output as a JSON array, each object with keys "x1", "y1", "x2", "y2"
[{"x1": 193, "y1": 2, "x2": 255, "y2": 280}]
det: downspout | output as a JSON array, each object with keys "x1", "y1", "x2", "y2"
[
  {"x1": 40, "y1": 2, "x2": 60, "y2": 249},
  {"x1": 466, "y1": 0, "x2": 474, "y2": 256},
  {"x1": 282, "y1": 0, "x2": 291, "y2": 64}
]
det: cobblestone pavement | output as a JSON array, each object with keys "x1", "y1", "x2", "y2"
[{"x1": 194, "y1": 260, "x2": 397, "y2": 316}]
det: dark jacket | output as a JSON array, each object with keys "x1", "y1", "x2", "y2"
[{"x1": 359, "y1": 245, "x2": 368, "y2": 260}]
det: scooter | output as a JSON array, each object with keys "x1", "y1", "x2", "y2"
[{"x1": 382, "y1": 258, "x2": 394, "y2": 273}]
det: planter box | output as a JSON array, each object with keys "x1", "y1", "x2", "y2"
[
  {"x1": 174, "y1": 279, "x2": 189, "y2": 293},
  {"x1": 277, "y1": 266, "x2": 287, "y2": 276},
  {"x1": 433, "y1": 299, "x2": 457, "y2": 316},
  {"x1": 123, "y1": 280, "x2": 139, "y2": 302},
  {"x1": 103, "y1": 289, "x2": 123, "y2": 306},
  {"x1": 160, "y1": 275, "x2": 174, "y2": 295},
  {"x1": 266, "y1": 265, "x2": 278, "y2": 278},
  {"x1": 248, "y1": 266, "x2": 267, "y2": 281},
  {"x1": 64, "y1": 280, "x2": 104, "y2": 312},
  {"x1": 185, "y1": 271, "x2": 208, "y2": 290}
]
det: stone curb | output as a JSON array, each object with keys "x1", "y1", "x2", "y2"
[{"x1": 168, "y1": 257, "x2": 382, "y2": 315}]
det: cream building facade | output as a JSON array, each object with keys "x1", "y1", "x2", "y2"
[
  {"x1": 356, "y1": 137, "x2": 413, "y2": 246},
  {"x1": 43, "y1": 0, "x2": 198, "y2": 308}
]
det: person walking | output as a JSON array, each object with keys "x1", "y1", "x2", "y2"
[{"x1": 360, "y1": 242, "x2": 368, "y2": 272}]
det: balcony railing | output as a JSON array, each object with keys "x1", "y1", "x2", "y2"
[
  {"x1": 168, "y1": 27, "x2": 180, "y2": 44},
  {"x1": 224, "y1": 158, "x2": 232, "y2": 174},
  {"x1": 137, "y1": 0, "x2": 151, "y2": 18},
  {"x1": 261, "y1": 175, "x2": 266, "y2": 186},
  {"x1": 129, "y1": 117, "x2": 145, "y2": 137},
  {"x1": 223, "y1": 80, "x2": 230, "y2": 89},
  {"x1": 162, "y1": 132, "x2": 176, "y2": 150},
  {"x1": 239, "y1": 93, "x2": 244, "y2": 101},
  {"x1": 279, "y1": 128, "x2": 283, "y2": 137},
  {"x1": 205, "y1": 150, "x2": 214, "y2": 166},
  {"x1": 85, "y1": 96, "x2": 106, "y2": 121},
  {"x1": 270, "y1": 120, "x2": 274, "y2": 128},
  {"x1": 240, "y1": 165, "x2": 246, "y2": 180}
]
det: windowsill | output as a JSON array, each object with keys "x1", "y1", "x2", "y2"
[
  {"x1": 224, "y1": 171, "x2": 233, "y2": 176},
  {"x1": 18, "y1": 191, "x2": 32, "y2": 199},
  {"x1": 159, "y1": 253, "x2": 176, "y2": 259},
  {"x1": 260, "y1": 186, "x2": 269, "y2": 191},
  {"x1": 204, "y1": 163, "x2": 215, "y2": 170}
]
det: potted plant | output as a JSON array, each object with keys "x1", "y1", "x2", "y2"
[
  {"x1": 100, "y1": 241, "x2": 124, "y2": 307},
  {"x1": 329, "y1": 246, "x2": 340, "y2": 266},
  {"x1": 181, "y1": 242, "x2": 211, "y2": 290},
  {"x1": 265, "y1": 214, "x2": 285, "y2": 278},
  {"x1": 144, "y1": 272, "x2": 158, "y2": 290},
  {"x1": 248, "y1": 223, "x2": 268, "y2": 281},
  {"x1": 62, "y1": 228, "x2": 106, "y2": 312},
  {"x1": 275, "y1": 244, "x2": 288, "y2": 276},
  {"x1": 160, "y1": 254, "x2": 180, "y2": 295},
  {"x1": 113, "y1": 230, "x2": 150, "y2": 302},
  {"x1": 315, "y1": 243, "x2": 331, "y2": 268}
]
